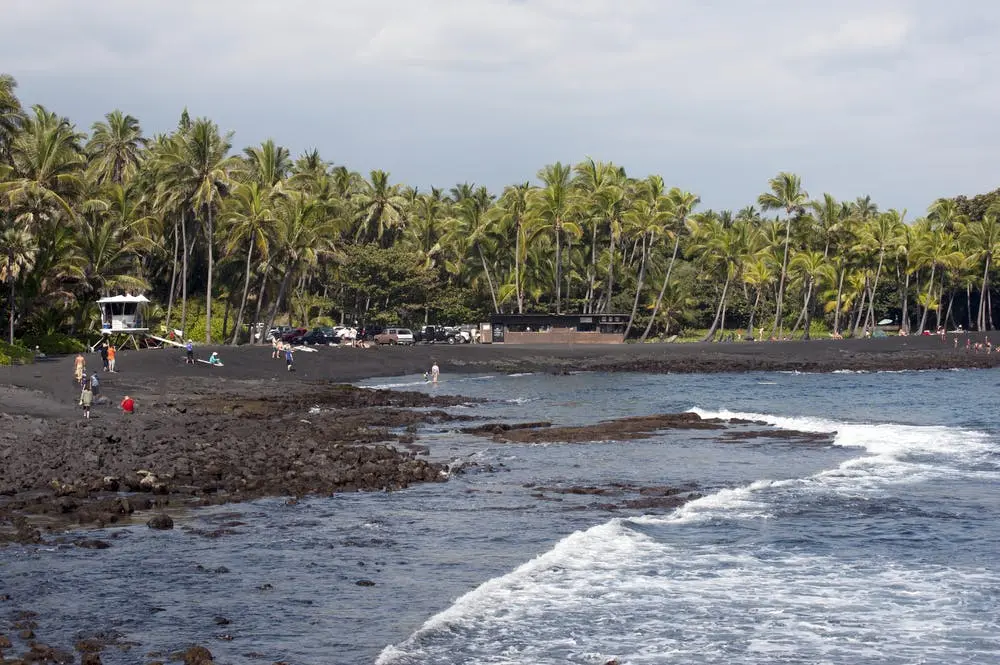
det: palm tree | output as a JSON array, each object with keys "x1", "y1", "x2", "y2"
[
  {"x1": 757, "y1": 172, "x2": 808, "y2": 337},
  {"x1": 87, "y1": 110, "x2": 148, "y2": 185},
  {"x1": 912, "y1": 225, "x2": 963, "y2": 333},
  {"x1": 239, "y1": 139, "x2": 291, "y2": 190},
  {"x1": 450, "y1": 190, "x2": 500, "y2": 312},
  {"x1": 265, "y1": 191, "x2": 341, "y2": 334},
  {"x1": 958, "y1": 211, "x2": 1000, "y2": 330},
  {"x1": 222, "y1": 182, "x2": 276, "y2": 344},
  {"x1": 494, "y1": 182, "x2": 533, "y2": 313},
  {"x1": 689, "y1": 216, "x2": 759, "y2": 341},
  {"x1": 77, "y1": 183, "x2": 151, "y2": 299},
  {"x1": 640, "y1": 188, "x2": 698, "y2": 341},
  {"x1": 788, "y1": 250, "x2": 829, "y2": 338},
  {"x1": 573, "y1": 158, "x2": 621, "y2": 312},
  {"x1": 856, "y1": 209, "x2": 903, "y2": 332},
  {"x1": 157, "y1": 118, "x2": 236, "y2": 342},
  {"x1": 0, "y1": 74, "x2": 24, "y2": 163},
  {"x1": 2, "y1": 105, "x2": 85, "y2": 222},
  {"x1": 0, "y1": 224, "x2": 37, "y2": 342},
  {"x1": 622, "y1": 176, "x2": 668, "y2": 338},
  {"x1": 742, "y1": 257, "x2": 774, "y2": 339},
  {"x1": 530, "y1": 162, "x2": 578, "y2": 314},
  {"x1": 355, "y1": 170, "x2": 407, "y2": 247}
]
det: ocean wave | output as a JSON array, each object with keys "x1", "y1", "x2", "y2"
[{"x1": 378, "y1": 408, "x2": 998, "y2": 664}]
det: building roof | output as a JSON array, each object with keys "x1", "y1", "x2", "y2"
[{"x1": 97, "y1": 295, "x2": 150, "y2": 303}]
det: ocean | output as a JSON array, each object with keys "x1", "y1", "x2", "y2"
[{"x1": 1, "y1": 369, "x2": 998, "y2": 664}]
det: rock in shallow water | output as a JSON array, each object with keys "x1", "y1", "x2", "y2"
[{"x1": 146, "y1": 513, "x2": 174, "y2": 530}]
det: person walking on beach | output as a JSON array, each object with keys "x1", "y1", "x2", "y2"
[
  {"x1": 272, "y1": 336, "x2": 279, "y2": 359},
  {"x1": 74, "y1": 352, "x2": 85, "y2": 385},
  {"x1": 430, "y1": 362, "x2": 440, "y2": 384},
  {"x1": 79, "y1": 382, "x2": 93, "y2": 419},
  {"x1": 100, "y1": 343, "x2": 109, "y2": 371},
  {"x1": 120, "y1": 395, "x2": 135, "y2": 414},
  {"x1": 185, "y1": 339, "x2": 194, "y2": 364},
  {"x1": 285, "y1": 345, "x2": 294, "y2": 372},
  {"x1": 107, "y1": 344, "x2": 117, "y2": 372},
  {"x1": 90, "y1": 372, "x2": 100, "y2": 399}
]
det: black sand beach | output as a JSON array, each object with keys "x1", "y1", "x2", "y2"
[{"x1": 0, "y1": 334, "x2": 991, "y2": 540}]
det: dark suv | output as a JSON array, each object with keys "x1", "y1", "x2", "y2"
[{"x1": 415, "y1": 325, "x2": 460, "y2": 344}]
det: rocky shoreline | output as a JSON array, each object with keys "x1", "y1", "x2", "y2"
[{"x1": 0, "y1": 382, "x2": 474, "y2": 547}]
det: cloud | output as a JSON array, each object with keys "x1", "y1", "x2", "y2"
[{"x1": 1, "y1": 0, "x2": 998, "y2": 213}]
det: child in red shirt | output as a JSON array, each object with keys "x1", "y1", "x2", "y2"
[{"x1": 120, "y1": 395, "x2": 135, "y2": 414}]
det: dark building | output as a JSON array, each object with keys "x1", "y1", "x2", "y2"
[{"x1": 487, "y1": 314, "x2": 627, "y2": 344}]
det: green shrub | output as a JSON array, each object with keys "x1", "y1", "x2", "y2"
[
  {"x1": 19, "y1": 332, "x2": 87, "y2": 355},
  {"x1": 0, "y1": 340, "x2": 34, "y2": 365}
]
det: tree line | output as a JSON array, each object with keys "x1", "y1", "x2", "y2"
[{"x1": 2, "y1": 72, "x2": 1000, "y2": 347}]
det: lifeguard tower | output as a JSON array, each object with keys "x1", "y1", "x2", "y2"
[{"x1": 94, "y1": 294, "x2": 150, "y2": 351}]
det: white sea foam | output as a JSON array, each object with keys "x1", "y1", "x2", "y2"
[{"x1": 378, "y1": 409, "x2": 999, "y2": 664}]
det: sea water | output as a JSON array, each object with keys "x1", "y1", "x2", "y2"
[{"x1": 1, "y1": 370, "x2": 998, "y2": 664}]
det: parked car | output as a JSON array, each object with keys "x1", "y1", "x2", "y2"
[
  {"x1": 266, "y1": 325, "x2": 293, "y2": 342},
  {"x1": 374, "y1": 327, "x2": 415, "y2": 345},
  {"x1": 415, "y1": 325, "x2": 461, "y2": 344},
  {"x1": 280, "y1": 327, "x2": 308, "y2": 343},
  {"x1": 291, "y1": 329, "x2": 340, "y2": 346},
  {"x1": 361, "y1": 326, "x2": 385, "y2": 342}
]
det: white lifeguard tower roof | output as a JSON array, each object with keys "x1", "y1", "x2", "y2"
[{"x1": 97, "y1": 294, "x2": 150, "y2": 304}]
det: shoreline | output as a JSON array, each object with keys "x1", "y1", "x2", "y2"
[{"x1": 0, "y1": 334, "x2": 996, "y2": 545}]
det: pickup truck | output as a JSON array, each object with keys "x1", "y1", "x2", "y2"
[{"x1": 415, "y1": 325, "x2": 461, "y2": 344}]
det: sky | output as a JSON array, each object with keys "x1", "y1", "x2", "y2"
[{"x1": 1, "y1": 0, "x2": 998, "y2": 215}]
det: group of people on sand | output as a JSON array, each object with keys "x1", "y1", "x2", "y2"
[
  {"x1": 73, "y1": 350, "x2": 135, "y2": 419},
  {"x1": 271, "y1": 337, "x2": 295, "y2": 371}
]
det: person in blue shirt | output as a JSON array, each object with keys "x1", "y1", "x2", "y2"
[
  {"x1": 285, "y1": 346, "x2": 294, "y2": 372},
  {"x1": 185, "y1": 340, "x2": 194, "y2": 364}
]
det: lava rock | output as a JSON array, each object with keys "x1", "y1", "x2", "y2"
[{"x1": 146, "y1": 513, "x2": 174, "y2": 530}]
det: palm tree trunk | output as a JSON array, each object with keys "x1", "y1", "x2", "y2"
[
  {"x1": 477, "y1": 242, "x2": 500, "y2": 313},
  {"x1": 205, "y1": 205, "x2": 214, "y2": 344},
  {"x1": 978, "y1": 254, "x2": 990, "y2": 330},
  {"x1": 640, "y1": 232, "x2": 682, "y2": 341},
  {"x1": 747, "y1": 288, "x2": 762, "y2": 340},
  {"x1": 852, "y1": 281, "x2": 868, "y2": 337},
  {"x1": 166, "y1": 215, "x2": 179, "y2": 330},
  {"x1": 901, "y1": 271, "x2": 911, "y2": 333},
  {"x1": 833, "y1": 267, "x2": 845, "y2": 335},
  {"x1": 604, "y1": 236, "x2": 616, "y2": 313},
  {"x1": 230, "y1": 241, "x2": 254, "y2": 345},
  {"x1": 966, "y1": 283, "x2": 972, "y2": 330},
  {"x1": 180, "y1": 209, "x2": 188, "y2": 338},
  {"x1": 865, "y1": 252, "x2": 885, "y2": 330},
  {"x1": 702, "y1": 275, "x2": 731, "y2": 342},
  {"x1": 935, "y1": 270, "x2": 946, "y2": 330},
  {"x1": 771, "y1": 217, "x2": 792, "y2": 337},
  {"x1": 791, "y1": 282, "x2": 812, "y2": 337},
  {"x1": 623, "y1": 233, "x2": 648, "y2": 340},
  {"x1": 918, "y1": 265, "x2": 936, "y2": 333},
  {"x1": 265, "y1": 266, "x2": 292, "y2": 338},
  {"x1": 515, "y1": 224, "x2": 523, "y2": 314},
  {"x1": 251, "y1": 260, "x2": 271, "y2": 344},
  {"x1": 803, "y1": 284, "x2": 814, "y2": 339},
  {"x1": 555, "y1": 223, "x2": 562, "y2": 315},
  {"x1": 587, "y1": 220, "x2": 598, "y2": 313},
  {"x1": 7, "y1": 274, "x2": 14, "y2": 345}
]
